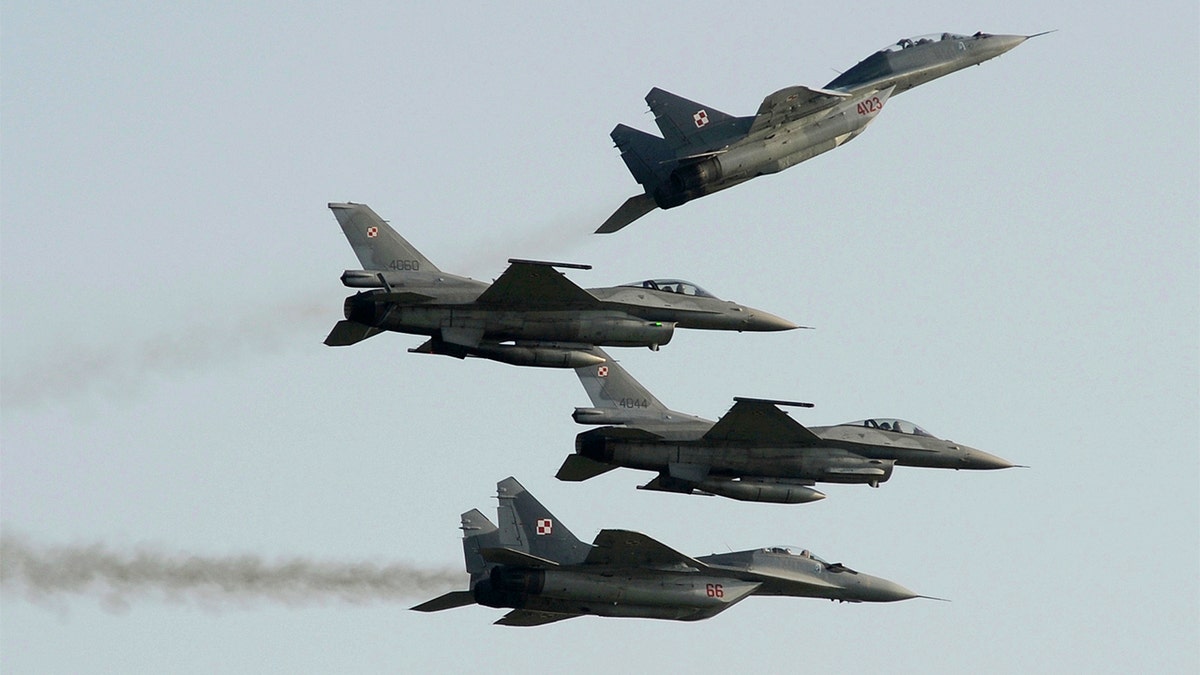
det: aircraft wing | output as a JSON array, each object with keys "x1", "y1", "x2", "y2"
[
  {"x1": 475, "y1": 261, "x2": 599, "y2": 307},
  {"x1": 702, "y1": 399, "x2": 822, "y2": 444},
  {"x1": 584, "y1": 529, "x2": 706, "y2": 571},
  {"x1": 495, "y1": 609, "x2": 582, "y2": 626},
  {"x1": 747, "y1": 86, "x2": 850, "y2": 136}
]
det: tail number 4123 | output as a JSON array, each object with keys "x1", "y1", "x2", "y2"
[{"x1": 856, "y1": 97, "x2": 884, "y2": 115}]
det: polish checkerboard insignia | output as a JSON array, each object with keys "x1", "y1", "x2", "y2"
[
  {"x1": 366, "y1": 226, "x2": 379, "y2": 238},
  {"x1": 597, "y1": 366, "x2": 609, "y2": 377},
  {"x1": 536, "y1": 519, "x2": 553, "y2": 535},
  {"x1": 693, "y1": 110, "x2": 709, "y2": 128}
]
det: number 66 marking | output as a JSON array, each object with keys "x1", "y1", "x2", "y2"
[{"x1": 705, "y1": 583, "x2": 725, "y2": 598}]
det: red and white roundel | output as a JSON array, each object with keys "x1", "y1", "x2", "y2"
[
  {"x1": 693, "y1": 110, "x2": 709, "y2": 128},
  {"x1": 366, "y1": 226, "x2": 379, "y2": 238},
  {"x1": 597, "y1": 366, "x2": 609, "y2": 377},
  {"x1": 536, "y1": 519, "x2": 553, "y2": 535}
]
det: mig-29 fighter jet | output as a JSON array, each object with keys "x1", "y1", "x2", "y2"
[
  {"x1": 413, "y1": 477, "x2": 930, "y2": 626},
  {"x1": 599, "y1": 31, "x2": 1049, "y2": 233},
  {"x1": 557, "y1": 350, "x2": 1017, "y2": 502},
  {"x1": 324, "y1": 203, "x2": 797, "y2": 368}
]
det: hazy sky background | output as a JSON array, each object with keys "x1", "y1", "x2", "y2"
[{"x1": 2, "y1": 3, "x2": 1196, "y2": 673}]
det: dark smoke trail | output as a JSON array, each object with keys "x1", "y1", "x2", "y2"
[
  {"x1": 0, "y1": 533, "x2": 462, "y2": 611},
  {"x1": 0, "y1": 298, "x2": 330, "y2": 409}
]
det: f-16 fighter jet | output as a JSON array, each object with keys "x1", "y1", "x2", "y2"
[
  {"x1": 413, "y1": 477, "x2": 931, "y2": 625},
  {"x1": 557, "y1": 350, "x2": 1017, "y2": 502},
  {"x1": 324, "y1": 203, "x2": 797, "y2": 368},
  {"x1": 599, "y1": 31, "x2": 1048, "y2": 233}
]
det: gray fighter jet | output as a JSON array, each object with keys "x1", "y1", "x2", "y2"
[
  {"x1": 323, "y1": 203, "x2": 797, "y2": 368},
  {"x1": 413, "y1": 477, "x2": 931, "y2": 625},
  {"x1": 599, "y1": 31, "x2": 1047, "y2": 233},
  {"x1": 557, "y1": 350, "x2": 1017, "y2": 502}
]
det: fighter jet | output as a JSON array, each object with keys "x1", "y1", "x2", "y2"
[
  {"x1": 413, "y1": 477, "x2": 931, "y2": 625},
  {"x1": 557, "y1": 350, "x2": 1017, "y2": 503},
  {"x1": 323, "y1": 203, "x2": 797, "y2": 368},
  {"x1": 598, "y1": 31, "x2": 1048, "y2": 233}
]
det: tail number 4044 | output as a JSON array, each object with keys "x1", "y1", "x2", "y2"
[
  {"x1": 856, "y1": 97, "x2": 884, "y2": 115},
  {"x1": 705, "y1": 583, "x2": 725, "y2": 598}
]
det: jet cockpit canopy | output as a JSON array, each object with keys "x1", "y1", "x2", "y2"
[
  {"x1": 848, "y1": 418, "x2": 933, "y2": 436},
  {"x1": 622, "y1": 279, "x2": 717, "y2": 298},
  {"x1": 762, "y1": 546, "x2": 830, "y2": 565},
  {"x1": 882, "y1": 33, "x2": 978, "y2": 52}
]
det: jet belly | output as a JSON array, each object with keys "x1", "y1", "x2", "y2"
[
  {"x1": 584, "y1": 435, "x2": 894, "y2": 485},
  {"x1": 539, "y1": 572, "x2": 757, "y2": 608},
  {"x1": 491, "y1": 571, "x2": 759, "y2": 620},
  {"x1": 362, "y1": 305, "x2": 676, "y2": 348}
]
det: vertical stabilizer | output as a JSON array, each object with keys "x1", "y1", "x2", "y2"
[
  {"x1": 645, "y1": 87, "x2": 748, "y2": 153},
  {"x1": 328, "y1": 202, "x2": 440, "y2": 273},
  {"x1": 495, "y1": 477, "x2": 590, "y2": 565},
  {"x1": 460, "y1": 508, "x2": 501, "y2": 582},
  {"x1": 574, "y1": 349, "x2": 669, "y2": 415}
]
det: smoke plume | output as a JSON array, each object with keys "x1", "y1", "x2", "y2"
[
  {"x1": 1, "y1": 533, "x2": 462, "y2": 611},
  {"x1": 0, "y1": 299, "x2": 329, "y2": 409}
]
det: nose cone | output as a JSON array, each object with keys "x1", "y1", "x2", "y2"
[
  {"x1": 740, "y1": 307, "x2": 801, "y2": 332},
  {"x1": 850, "y1": 574, "x2": 920, "y2": 603},
  {"x1": 960, "y1": 445, "x2": 1016, "y2": 470},
  {"x1": 976, "y1": 34, "x2": 1030, "y2": 59}
]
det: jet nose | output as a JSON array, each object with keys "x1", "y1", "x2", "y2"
[
  {"x1": 982, "y1": 34, "x2": 1031, "y2": 57},
  {"x1": 853, "y1": 575, "x2": 920, "y2": 603},
  {"x1": 961, "y1": 446, "x2": 1016, "y2": 470},
  {"x1": 742, "y1": 309, "x2": 802, "y2": 332}
]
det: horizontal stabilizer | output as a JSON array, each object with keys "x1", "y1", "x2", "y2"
[
  {"x1": 479, "y1": 547, "x2": 561, "y2": 569},
  {"x1": 496, "y1": 609, "x2": 581, "y2": 627},
  {"x1": 596, "y1": 194, "x2": 658, "y2": 234},
  {"x1": 324, "y1": 320, "x2": 383, "y2": 347},
  {"x1": 556, "y1": 454, "x2": 617, "y2": 482},
  {"x1": 411, "y1": 590, "x2": 476, "y2": 613}
]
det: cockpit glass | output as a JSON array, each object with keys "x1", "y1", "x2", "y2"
[
  {"x1": 763, "y1": 546, "x2": 829, "y2": 565},
  {"x1": 848, "y1": 418, "x2": 933, "y2": 437},
  {"x1": 880, "y1": 33, "x2": 973, "y2": 52},
  {"x1": 621, "y1": 279, "x2": 717, "y2": 298}
]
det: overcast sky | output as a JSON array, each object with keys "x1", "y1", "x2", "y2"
[{"x1": 2, "y1": 3, "x2": 1197, "y2": 673}]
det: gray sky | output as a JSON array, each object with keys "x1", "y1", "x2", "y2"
[{"x1": 2, "y1": 2, "x2": 1197, "y2": 673}]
